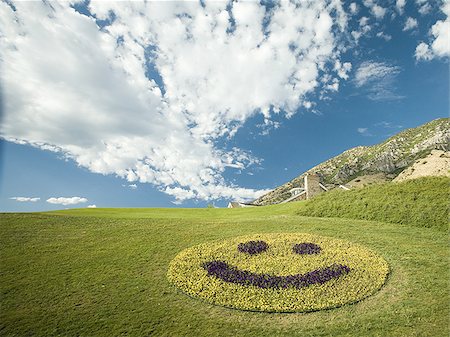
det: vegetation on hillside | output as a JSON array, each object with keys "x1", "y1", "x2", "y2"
[{"x1": 296, "y1": 177, "x2": 449, "y2": 231}]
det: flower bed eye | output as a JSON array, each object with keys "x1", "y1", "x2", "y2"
[
  {"x1": 167, "y1": 233, "x2": 389, "y2": 313},
  {"x1": 237, "y1": 240, "x2": 268, "y2": 255},
  {"x1": 293, "y1": 242, "x2": 321, "y2": 255}
]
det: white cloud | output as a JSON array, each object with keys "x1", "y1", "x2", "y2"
[
  {"x1": 357, "y1": 127, "x2": 371, "y2": 136},
  {"x1": 376, "y1": 32, "x2": 392, "y2": 41},
  {"x1": 359, "y1": 16, "x2": 370, "y2": 27},
  {"x1": 403, "y1": 17, "x2": 418, "y2": 31},
  {"x1": 415, "y1": 2, "x2": 450, "y2": 60},
  {"x1": 363, "y1": 0, "x2": 386, "y2": 20},
  {"x1": 372, "y1": 5, "x2": 387, "y2": 19},
  {"x1": 349, "y1": 3, "x2": 358, "y2": 15},
  {"x1": 46, "y1": 197, "x2": 88, "y2": 206},
  {"x1": 257, "y1": 119, "x2": 281, "y2": 136},
  {"x1": 10, "y1": 197, "x2": 40, "y2": 202},
  {"x1": 87, "y1": 204, "x2": 97, "y2": 208},
  {"x1": 354, "y1": 61, "x2": 400, "y2": 87},
  {"x1": 354, "y1": 61, "x2": 403, "y2": 101},
  {"x1": 129, "y1": 184, "x2": 137, "y2": 190},
  {"x1": 375, "y1": 121, "x2": 403, "y2": 129},
  {"x1": 0, "y1": 1, "x2": 353, "y2": 203},
  {"x1": 429, "y1": 4, "x2": 450, "y2": 57},
  {"x1": 418, "y1": 3, "x2": 431, "y2": 15},
  {"x1": 350, "y1": 16, "x2": 371, "y2": 43},
  {"x1": 396, "y1": 0, "x2": 406, "y2": 14},
  {"x1": 415, "y1": 42, "x2": 433, "y2": 60},
  {"x1": 358, "y1": 121, "x2": 403, "y2": 136},
  {"x1": 351, "y1": 30, "x2": 362, "y2": 42},
  {"x1": 334, "y1": 60, "x2": 352, "y2": 80}
]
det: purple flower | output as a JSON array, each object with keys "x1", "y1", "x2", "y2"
[
  {"x1": 293, "y1": 242, "x2": 321, "y2": 255},
  {"x1": 202, "y1": 260, "x2": 350, "y2": 289},
  {"x1": 238, "y1": 240, "x2": 268, "y2": 255}
]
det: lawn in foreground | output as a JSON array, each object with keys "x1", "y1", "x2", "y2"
[{"x1": 0, "y1": 206, "x2": 448, "y2": 336}]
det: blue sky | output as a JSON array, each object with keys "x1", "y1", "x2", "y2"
[{"x1": 0, "y1": 0, "x2": 448, "y2": 212}]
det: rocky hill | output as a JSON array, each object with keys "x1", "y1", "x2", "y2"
[{"x1": 253, "y1": 118, "x2": 449, "y2": 205}]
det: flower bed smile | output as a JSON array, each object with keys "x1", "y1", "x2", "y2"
[{"x1": 167, "y1": 233, "x2": 389, "y2": 312}]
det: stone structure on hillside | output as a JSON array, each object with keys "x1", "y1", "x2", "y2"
[
  {"x1": 279, "y1": 173, "x2": 329, "y2": 204},
  {"x1": 305, "y1": 173, "x2": 324, "y2": 199},
  {"x1": 229, "y1": 173, "x2": 343, "y2": 208}
]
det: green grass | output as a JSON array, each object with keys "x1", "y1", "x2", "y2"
[
  {"x1": 296, "y1": 177, "x2": 450, "y2": 231},
  {"x1": 1, "y1": 203, "x2": 448, "y2": 336}
]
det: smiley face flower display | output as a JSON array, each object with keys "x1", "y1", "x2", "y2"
[{"x1": 167, "y1": 233, "x2": 389, "y2": 312}]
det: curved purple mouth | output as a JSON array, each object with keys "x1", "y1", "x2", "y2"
[{"x1": 202, "y1": 260, "x2": 350, "y2": 289}]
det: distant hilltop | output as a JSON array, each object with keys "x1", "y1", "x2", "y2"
[{"x1": 252, "y1": 118, "x2": 450, "y2": 206}]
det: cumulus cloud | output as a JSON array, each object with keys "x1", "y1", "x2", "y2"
[
  {"x1": 415, "y1": 42, "x2": 433, "y2": 60},
  {"x1": 349, "y1": 3, "x2": 358, "y2": 15},
  {"x1": 334, "y1": 60, "x2": 352, "y2": 80},
  {"x1": 354, "y1": 61, "x2": 403, "y2": 101},
  {"x1": 0, "y1": 1, "x2": 352, "y2": 202},
  {"x1": 363, "y1": 0, "x2": 386, "y2": 20},
  {"x1": 10, "y1": 197, "x2": 40, "y2": 202},
  {"x1": 87, "y1": 204, "x2": 97, "y2": 208},
  {"x1": 46, "y1": 197, "x2": 88, "y2": 206},
  {"x1": 372, "y1": 5, "x2": 387, "y2": 19},
  {"x1": 418, "y1": 3, "x2": 432, "y2": 15},
  {"x1": 352, "y1": 16, "x2": 371, "y2": 41},
  {"x1": 396, "y1": 0, "x2": 406, "y2": 14},
  {"x1": 403, "y1": 17, "x2": 418, "y2": 31},
  {"x1": 415, "y1": 2, "x2": 450, "y2": 60}
]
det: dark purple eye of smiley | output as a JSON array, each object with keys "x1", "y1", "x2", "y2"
[
  {"x1": 293, "y1": 242, "x2": 321, "y2": 255},
  {"x1": 238, "y1": 240, "x2": 268, "y2": 255}
]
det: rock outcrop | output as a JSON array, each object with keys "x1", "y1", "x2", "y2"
[{"x1": 393, "y1": 150, "x2": 450, "y2": 182}]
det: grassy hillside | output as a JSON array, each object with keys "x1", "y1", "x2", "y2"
[
  {"x1": 1, "y1": 203, "x2": 449, "y2": 336},
  {"x1": 295, "y1": 177, "x2": 449, "y2": 231}
]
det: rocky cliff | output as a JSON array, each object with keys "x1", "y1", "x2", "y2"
[{"x1": 253, "y1": 118, "x2": 449, "y2": 205}]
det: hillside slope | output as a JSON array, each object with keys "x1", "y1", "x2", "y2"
[
  {"x1": 295, "y1": 176, "x2": 449, "y2": 231},
  {"x1": 253, "y1": 118, "x2": 449, "y2": 205}
]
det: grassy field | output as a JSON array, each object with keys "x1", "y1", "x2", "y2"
[{"x1": 1, "y1": 196, "x2": 448, "y2": 336}]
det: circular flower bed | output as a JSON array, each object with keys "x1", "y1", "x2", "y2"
[{"x1": 167, "y1": 233, "x2": 389, "y2": 312}]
